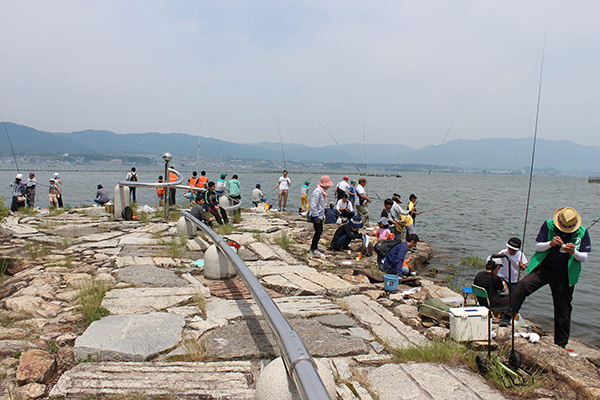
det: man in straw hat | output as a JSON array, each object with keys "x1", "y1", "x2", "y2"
[{"x1": 499, "y1": 207, "x2": 591, "y2": 348}]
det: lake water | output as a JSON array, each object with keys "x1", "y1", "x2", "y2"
[{"x1": 2, "y1": 168, "x2": 599, "y2": 346}]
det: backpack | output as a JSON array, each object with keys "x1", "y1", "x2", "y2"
[
  {"x1": 374, "y1": 238, "x2": 403, "y2": 258},
  {"x1": 122, "y1": 206, "x2": 133, "y2": 221}
]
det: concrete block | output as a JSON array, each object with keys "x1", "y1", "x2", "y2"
[
  {"x1": 204, "y1": 245, "x2": 237, "y2": 280},
  {"x1": 177, "y1": 216, "x2": 197, "y2": 237}
]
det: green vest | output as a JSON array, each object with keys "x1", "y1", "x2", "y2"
[{"x1": 527, "y1": 219, "x2": 586, "y2": 287}]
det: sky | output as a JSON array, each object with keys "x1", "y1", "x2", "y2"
[{"x1": 1, "y1": 1, "x2": 599, "y2": 148}]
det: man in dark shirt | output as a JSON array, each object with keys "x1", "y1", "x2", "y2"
[
  {"x1": 204, "y1": 181, "x2": 229, "y2": 225},
  {"x1": 190, "y1": 196, "x2": 214, "y2": 228},
  {"x1": 331, "y1": 216, "x2": 364, "y2": 251},
  {"x1": 473, "y1": 256, "x2": 508, "y2": 309},
  {"x1": 94, "y1": 184, "x2": 110, "y2": 205},
  {"x1": 500, "y1": 207, "x2": 592, "y2": 348}
]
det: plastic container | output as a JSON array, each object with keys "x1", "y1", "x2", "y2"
[
  {"x1": 449, "y1": 307, "x2": 488, "y2": 342},
  {"x1": 383, "y1": 274, "x2": 400, "y2": 292},
  {"x1": 441, "y1": 296, "x2": 465, "y2": 307}
]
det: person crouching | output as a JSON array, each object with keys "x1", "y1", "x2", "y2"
[
  {"x1": 379, "y1": 234, "x2": 419, "y2": 277},
  {"x1": 331, "y1": 216, "x2": 365, "y2": 251},
  {"x1": 190, "y1": 195, "x2": 215, "y2": 228}
]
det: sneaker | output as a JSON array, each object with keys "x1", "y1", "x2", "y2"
[
  {"x1": 310, "y1": 249, "x2": 324, "y2": 256},
  {"x1": 410, "y1": 271, "x2": 417, "y2": 276}
]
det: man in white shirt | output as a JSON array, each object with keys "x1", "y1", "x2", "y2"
[
  {"x1": 335, "y1": 176, "x2": 351, "y2": 199},
  {"x1": 272, "y1": 170, "x2": 291, "y2": 211},
  {"x1": 497, "y1": 237, "x2": 528, "y2": 292},
  {"x1": 354, "y1": 177, "x2": 371, "y2": 226}
]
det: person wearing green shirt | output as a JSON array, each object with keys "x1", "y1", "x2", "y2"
[{"x1": 228, "y1": 174, "x2": 241, "y2": 204}]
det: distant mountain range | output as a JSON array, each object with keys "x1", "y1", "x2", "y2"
[{"x1": 1, "y1": 122, "x2": 599, "y2": 172}]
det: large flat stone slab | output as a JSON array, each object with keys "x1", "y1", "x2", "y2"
[
  {"x1": 49, "y1": 361, "x2": 255, "y2": 399},
  {"x1": 261, "y1": 271, "x2": 359, "y2": 297},
  {"x1": 74, "y1": 313, "x2": 185, "y2": 361},
  {"x1": 101, "y1": 287, "x2": 205, "y2": 314},
  {"x1": 248, "y1": 242, "x2": 281, "y2": 261},
  {"x1": 344, "y1": 295, "x2": 427, "y2": 349},
  {"x1": 118, "y1": 232, "x2": 161, "y2": 246},
  {"x1": 115, "y1": 265, "x2": 188, "y2": 287},
  {"x1": 246, "y1": 261, "x2": 315, "y2": 278},
  {"x1": 0, "y1": 218, "x2": 39, "y2": 238},
  {"x1": 205, "y1": 318, "x2": 368, "y2": 359},
  {"x1": 368, "y1": 363, "x2": 508, "y2": 400},
  {"x1": 206, "y1": 296, "x2": 341, "y2": 321}
]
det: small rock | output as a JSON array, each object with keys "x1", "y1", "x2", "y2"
[
  {"x1": 5, "y1": 296, "x2": 46, "y2": 315},
  {"x1": 82, "y1": 250, "x2": 94, "y2": 256},
  {"x1": 11, "y1": 382, "x2": 46, "y2": 399},
  {"x1": 364, "y1": 290, "x2": 384, "y2": 300},
  {"x1": 238, "y1": 248, "x2": 259, "y2": 261},
  {"x1": 341, "y1": 274, "x2": 370, "y2": 285},
  {"x1": 394, "y1": 304, "x2": 419, "y2": 320},
  {"x1": 16, "y1": 349, "x2": 57, "y2": 384},
  {"x1": 493, "y1": 327, "x2": 512, "y2": 343},
  {"x1": 370, "y1": 341, "x2": 385, "y2": 353},
  {"x1": 95, "y1": 273, "x2": 116, "y2": 286},
  {"x1": 469, "y1": 340, "x2": 497, "y2": 351},
  {"x1": 425, "y1": 327, "x2": 450, "y2": 340},
  {"x1": 0, "y1": 340, "x2": 27, "y2": 357},
  {"x1": 93, "y1": 253, "x2": 109, "y2": 261},
  {"x1": 62, "y1": 273, "x2": 92, "y2": 287},
  {"x1": 377, "y1": 298, "x2": 394, "y2": 307},
  {"x1": 534, "y1": 388, "x2": 557, "y2": 398}
]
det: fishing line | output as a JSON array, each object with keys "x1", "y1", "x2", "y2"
[
  {"x1": 419, "y1": 193, "x2": 496, "y2": 214},
  {"x1": 362, "y1": 114, "x2": 367, "y2": 173},
  {"x1": 521, "y1": 23, "x2": 547, "y2": 263},
  {"x1": 196, "y1": 116, "x2": 202, "y2": 173},
  {"x1": 272, "y1": 113, "x2": 286, "y2": 170},
  {"x1": 427, "y1": 108, "x2": 458, "y2": 175},
  {"x1": 0, "y1": 113, "x2": 20, "y2": 173},
  {"x1": 587, "y1": 216, "x2": 600, "y2": 230}
]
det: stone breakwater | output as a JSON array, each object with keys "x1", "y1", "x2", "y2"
[{"x1": 0, "y1": 207, "x2": 597, "y2": 399}]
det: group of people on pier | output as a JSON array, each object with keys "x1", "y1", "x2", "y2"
[{"x1": 8, "y1": 172, "x2": 63, "y2": 212}]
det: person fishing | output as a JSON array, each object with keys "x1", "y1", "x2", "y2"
[
  {"x1": 308, "y1": 175, "x2": 333, "y2": 256},
  {"x1": 499, "y1": 207, "x2": 591, "y2": 349},
  {"x1": 94, "y1": 184, "x2": 110, "y2": 206},
  {"x1": 252, "y1": 184, "x2": 266, "y2": 207},
  {"x1": 390, "y1": 194, "x2": 415, "y2": 236},
  {"x1": 25, "y1": 172, "x2": 37, "y2": 208},
  {"x1": 9, "y1": 173, "x2": 26, "y2": 212},
  {"x1": 228, "y1": 174, "x2": 241, "y2": 204},
  {"x1": 408, "y1": 194, "x2": 420, "y2": 225},
  {"x1": 335, "y1": 176, "x2": 350, "y2": 200},
  {"x1": 273, "y1": 169, "x2": 291, "y2": 212},
  {"x1": 53, "y1": 172, "x2": 63, "y2": 207},
  {"x1": 496, "y1": 237, "x2": 528, "y2": 292},
  {"x1": 300, "y1": 181, "x2": 310, "y2": 213},
  {"x1": 354, "y1": 177, "x2": 371, "y2": 226}
]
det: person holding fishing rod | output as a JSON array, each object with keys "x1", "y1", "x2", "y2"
[
  {"x1": 272, "y1": 170, "x2": 291, "y2": 212},
  {"x1": 354, "y1": 177, "x2": 371, "y2": 226},
  {"x1": 499, "y1": 207, "x2": 591, "y2": 348},
  {"x1": 308, "y1": 176, "x2": 334, "y2": 256}
]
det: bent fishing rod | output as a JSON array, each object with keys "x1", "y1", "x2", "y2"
[
  {"x1": 1, "y1": 113, "x2": 19, "y2": 173},
  {"x1": 419, "y1": 193, "x2": 496, "y2": 214},
  {"x1": 272, "y1": 113, "x2": 287, "y2": 170},
  {"x1": 427, "y1": 108, "x2": 458, "y2": 175},
  {"x1": 313, "y1": 115, "x2": 382, "y2": 199}
]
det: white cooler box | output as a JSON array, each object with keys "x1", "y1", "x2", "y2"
[{"x1": 449, "y1": 307, "x2": 488, "y2": 342}]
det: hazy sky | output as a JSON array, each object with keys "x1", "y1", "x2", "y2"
[{"x1": 1, "y1": 1, "x2": 599, "y2": 147}]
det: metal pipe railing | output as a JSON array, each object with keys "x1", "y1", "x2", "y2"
[{"x1": 180, "y1": 209, "x2": 331, "y2": 400}]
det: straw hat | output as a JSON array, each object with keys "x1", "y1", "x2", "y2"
[{"x1": 553, "y1": 207, "x2": 581, "y2": 233}]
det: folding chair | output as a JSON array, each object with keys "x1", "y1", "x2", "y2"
[{"x1": 472, "y1": 284, "x2": 508, "y2": 359}]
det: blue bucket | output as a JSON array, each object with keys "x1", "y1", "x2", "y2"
[{"x1": 383, "y1": 274, "x2": 400, "y2": 292}]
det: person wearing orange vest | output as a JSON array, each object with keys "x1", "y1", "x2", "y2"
[
  {"x1": 198, "y1": 170, "x2": 208, "y2": 189},
  {"x1": 168, "y1": 170, "x2": 177, "y2": 205},
  {"x1": 187, "y1": 171, "x2": 200, "y2": 203},
  {"x1": 156, "y1": 176, "x2": 165, "y2": 206}
]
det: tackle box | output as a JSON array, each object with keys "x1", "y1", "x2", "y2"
[{"x1": 449, "y1": 307, "x2": 488, "y2": 342}]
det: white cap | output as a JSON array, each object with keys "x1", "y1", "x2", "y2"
[{"x1": 15, "y1": 173, "x2": 23, "y2": 180}]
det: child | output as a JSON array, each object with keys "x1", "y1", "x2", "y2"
[
  {"x1": 156, "y1": 176, "x2": 165, "y2": 206},
  {"x1": 372, "y1": 217, "x2": 394, "y2": 241},
  {"x1": 48, "y1": 179, "x2": 59, "y2": 208},
  {"x1": 300, "y1": 181, "x2": 310, "y2": 213},
  {"x1": 348, "y1": 180, "x2": 357, "y2": 204}
]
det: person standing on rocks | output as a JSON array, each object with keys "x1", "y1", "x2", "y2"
[
  {"x1": 354, "y1": 177, "x2": 371, "y2": 226},
  {"x1": 53, "y1": 172, "x2": 63, "y2": 207},
  {"x1": 228, "y1": 174, "x2": 241, "y2": 204},
  {"x1": 25, "y1": 172, "x2": 37, "y2": 208},
  {"x1": 308, "y1": 175, "x2": 333, "y2": 256},
  {"x1": 335, "y1": 176, "x2": 350, "y2": 200},
  {"x1": 300, "y1": 181, "x2": 310, "y2": 213},
  {"x1": 168, "y1": 168, "x2": 177, "y2": 205},
  {"x1": 9, "y1": 173, "x2": 26, "y2": 212},
  {"x1": 156, "y1": 176, "x2": 165, "y2": 206},
  {"x1": 126, "y1": 167, "x2": 138, "y2": 202},
  {"x1": 390, "y1": 194, "x2": 415, "y2": 236},
  {"x1": 48, "y1": 178, "x2": 59, "y2": 208},
  {"x1": 499, "y1": 207, "x2": 591, "y2": 349},
  {"x1": 273, "y1": 170, "x2": 291, "y2": 211}
]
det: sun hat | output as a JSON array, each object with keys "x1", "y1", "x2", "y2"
[
  {"x1": 15, "y1": 173, "x2": 23, "y2": 180},
  {"x1": 553, "y1": 207, "x2": 581, "y2": 233},
  {"x1": 392, "y1": 193, "x2": 402, "y2": 203},
  {"x1": 506, "y1": 237, "x2": 522, "y2": 251},
  {"x1": 349, "y1": 215, "x2": 364, "y2": 229},
  {"x1": 343, "y1": 176, "x2": 349, "y2": 181},
  {"x1": 319, "y1": 175, "x2": 333, "y2": 188},
  {"x1": 305, "y1": 181, "x2": 310, "y2": 185},
  {"x1": 220, "y1": 173, "x2": 227, "y2": 179},
  {"x1": 378, "y1": 217, "x2": 390, "y2": 227}
]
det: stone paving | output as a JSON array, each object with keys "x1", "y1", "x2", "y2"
[{"x1": 4, "y1": 208, "x2": 596, "y2": 399}]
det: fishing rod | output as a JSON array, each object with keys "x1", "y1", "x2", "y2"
[
  {"x1": 0, "y1": 113, "x2": 20, "y2": 173},
  {"x1": 362, "y1": 114, "x2": 367, "y2": 173},
  {"x1": 427, "y1": 109, "x2": 458, "y2": 175},
  {"x1": 196, "y1": 116, "x2": 202, "y2": 173},
  {"x1": 588, "y1": 216, "x2": 600, "y2": 230},
  {"x1": 419, "y1": 193, "x2": 496, "y2": 214},
  {"x1": 313, "y1": 115, "x2": 361, "y2": 174},
  {"x1": 520, "y1": 24, "x2": 547, "y2": 271},
  {"x1": 272, "y1": 113, "x2": 286, "y2": 170}
]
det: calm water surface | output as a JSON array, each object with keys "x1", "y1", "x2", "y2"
[{"x1": 2, "y1": 168, "x2": 599, "y2": 346}]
